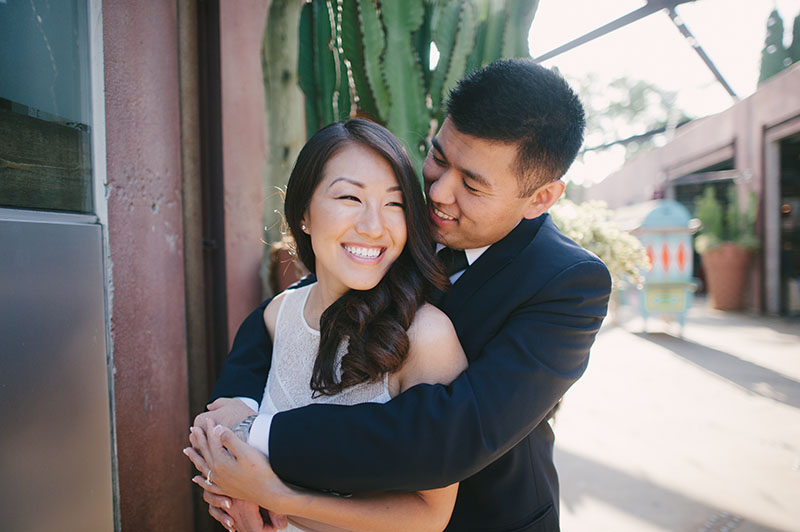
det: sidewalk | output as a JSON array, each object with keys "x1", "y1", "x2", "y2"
[{"x1": 554, "y1": 299, "x2": 800, "y2": 532}]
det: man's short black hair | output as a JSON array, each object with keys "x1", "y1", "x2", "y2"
[{"x1": 446, "y1": 58, "x2": 585, "y2": 196}]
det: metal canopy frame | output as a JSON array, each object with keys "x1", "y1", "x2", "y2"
[{"x1": 533, "y1": 0, "x2": 738, "y2": 101}]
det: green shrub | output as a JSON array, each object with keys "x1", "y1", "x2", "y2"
[
  {"x1": 550, "y1": 199, "x2": 649, "y2": 289},
  {"x1": 694, "y1": 186, "x2": 759, "y2": 254}
]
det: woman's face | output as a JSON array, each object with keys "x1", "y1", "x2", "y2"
[{"x1": 302, "y1": 143, "x2": 407, "y2": 301}]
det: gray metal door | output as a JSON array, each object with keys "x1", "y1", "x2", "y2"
[
  {"x1": 0, "y1": 1, "x2": 115, "y2": 530},
  {"x1": 0, "y1": 210, "x2": 114, "y2": 532}
]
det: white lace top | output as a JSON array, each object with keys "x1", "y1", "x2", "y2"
[
  {"x1": 259, "y1": 283, "x2": 392, "y2": 419},
  {"x1": 255, "y1": 284, "x2": 393, "y2": 532}
]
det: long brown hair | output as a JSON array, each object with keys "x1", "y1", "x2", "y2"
[{"x1": 284, "y1": 119, "x2": 448, "y2": 395}]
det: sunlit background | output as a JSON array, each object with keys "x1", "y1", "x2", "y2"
[{"x1": 529, "y1": 0, "x2": 800, "y2": 185}]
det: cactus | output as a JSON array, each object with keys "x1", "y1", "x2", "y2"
[
  {"x1": 380, "y1": 0, "x2": 429, "y2": 168},
  {"x1": 262, "y1": 0, "x2": 308, "y2": 292},
  {"x1": 503, "y1": 0, "x2": 539, "y2": 57},
  {"x1": 341, "y1": 0, "x2": 379, "y2": 119},
  {"x1": 436, "y1": 1, "x2": 477, "y2": 125},
  {"x1": 297, "y1": 0, "x2": 540, "y2": 172}
]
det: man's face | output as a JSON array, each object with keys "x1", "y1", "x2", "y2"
[{"x1": 422, "y1": 118, "x2": 552, "y2": 250}]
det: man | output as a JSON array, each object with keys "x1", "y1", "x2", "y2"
[{"x1": 195, "y1": 58, "x2": 611, "y2": 531}]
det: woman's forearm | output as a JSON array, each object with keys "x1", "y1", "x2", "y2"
[{"x1": 266, "y1": 484, "x2": 458, "y2": 532}]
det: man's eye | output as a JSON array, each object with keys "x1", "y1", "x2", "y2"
[
  {"x1": 432, "y1": 154, "x2": 446, "y2": 166},
  {"x1": 463, "y1": 179, "x2": 479, "y2": 193}
]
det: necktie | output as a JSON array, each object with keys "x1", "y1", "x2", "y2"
[{"x1": 437, "y1": 247, "x2": 468, "y2": 277}]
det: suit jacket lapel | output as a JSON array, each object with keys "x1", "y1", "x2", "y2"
[{"x1": 440, "y1": 215, "x2": 548, "y2": 320}]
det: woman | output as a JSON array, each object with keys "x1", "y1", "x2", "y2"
[{"x1": 186, "y1": 119, "x2": 467, "y2": 532}]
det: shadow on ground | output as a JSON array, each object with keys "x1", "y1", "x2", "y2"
[
  {"x1": 634, "y1": 333, "x2": 800, "y2": 410},
  {"x1": 556, "y1": 448, "x2": 791, "y2": 532}
]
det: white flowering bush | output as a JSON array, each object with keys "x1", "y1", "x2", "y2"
[{"x1": 550, "y1": 199, "x2": 650, "y2": 289}]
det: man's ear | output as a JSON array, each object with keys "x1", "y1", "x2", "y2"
[{"x1": 522, "y1": 179, "x2": 565, "y2": 220}]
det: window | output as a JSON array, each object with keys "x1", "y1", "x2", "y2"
[{"x1": 0, "y1": 0, "x2": 93, "y2": 213}]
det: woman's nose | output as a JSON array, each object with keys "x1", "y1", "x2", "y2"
[{"x1": 355, "y1": 205, "x2": 384, "y2": 238}]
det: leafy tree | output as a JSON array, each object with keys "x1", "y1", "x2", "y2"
[
  {"x1": 573, "y1": 74, "x2": 692, "y2": 162},
  {"x1": 789, "y1": 12, "x2": 800, "y2": 64},
  {"x1": 759, "y1": 9, "x2": 790, "y2": 83}
]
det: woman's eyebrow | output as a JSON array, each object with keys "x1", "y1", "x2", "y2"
[
  {"x1": 329, "y1": 177, "x2": 364, "y2": 188},
  {"x1": 330, "y1": 176, "x2": 401, "y2": 193}
]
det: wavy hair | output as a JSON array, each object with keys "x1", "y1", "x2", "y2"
[{"x1": 284, "y1": 119, "x2": 448, "y2": 395}]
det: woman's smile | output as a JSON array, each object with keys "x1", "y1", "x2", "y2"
[
  {"x1": 342, "y1": 244, "x2": 385, "y2": 261},
  {"x1": 302, "y1": 143, "x2": 407, "y2": 302}
]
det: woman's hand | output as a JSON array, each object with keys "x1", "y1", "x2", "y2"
[
  {"x1": 209, "y1": 495, "x2": 288, "y2": 532},
  {"x1": 188, "y1": 419, "x2": 297, "y2": 515}
]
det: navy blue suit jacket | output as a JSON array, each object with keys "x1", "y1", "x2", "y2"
[{"x1": 211, "y1": 214, "x2": 611, "y2": 532}]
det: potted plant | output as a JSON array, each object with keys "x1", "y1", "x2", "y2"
[{"x1": 694, "y1": 186, "x2": 759, "y2": 310}]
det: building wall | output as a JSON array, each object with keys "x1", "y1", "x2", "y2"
[
  {"x1": 585, "y1": 64, "x2": 800, "y2": 311},
  {"x1": 586, "y1": 64, "x2": 800, "y2": 210},
  {"x1": 221, "y1": 0, "x2": 270, "y2": 344},
  {"x1": 103, "y1": 1, "x2": 193, "y2": 530},
  {"x1": 102, "y1": 1, "x2": 272, "y2": 529}
]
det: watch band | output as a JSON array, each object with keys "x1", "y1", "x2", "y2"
[{"x1": 232, "y1": 414, "x2": 258, "y2": 442}]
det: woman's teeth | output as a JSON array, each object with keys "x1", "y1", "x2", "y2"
[{"x1": 344, "y1": 245, "x2": 382, "y2": 259}]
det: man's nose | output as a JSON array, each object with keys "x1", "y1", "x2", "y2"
[{"x1": 427, "y1": 169, "x2": 456, "y2": 205}]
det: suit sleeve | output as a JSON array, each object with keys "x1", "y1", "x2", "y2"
[
  {"x1": 269, "y1": 259, "x2": 612, "y2": 493},
  {"x1": 209, "y1": 299, "x2": 273, "y2": 403}
]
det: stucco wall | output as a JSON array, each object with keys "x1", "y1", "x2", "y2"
[
  {"x1": 586, "y1": 64, "x2": 800, "y2": 209},
  {"x1": 103, "y1": 1, "x2": 193, "y2": 530},
  {"x1": 221, "y1": 0, "x2": 270, "y2": 344},
  {"x1": 585, "y1": 64, "x2": 800, "y2": 312}
]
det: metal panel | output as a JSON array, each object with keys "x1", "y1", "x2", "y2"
[{"x1": 0, "y1": 210, "x2": 114, "y2": 532}]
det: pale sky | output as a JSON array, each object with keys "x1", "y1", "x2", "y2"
[{"x1": 528, "y1": 0, "x2": 800, "y2": 185}]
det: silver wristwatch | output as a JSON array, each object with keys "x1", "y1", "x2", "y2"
[{"x1": 232, "y1": 414, "x2": 258, "y2": 442}]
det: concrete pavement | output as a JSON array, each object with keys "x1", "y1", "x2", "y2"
[{"x1": 554, "y1": 299, "x2": 800, "y2": 532}]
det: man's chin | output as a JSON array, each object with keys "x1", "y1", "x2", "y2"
[{"x1": 431, "y1": 227, "x2": 448, "y2": 245}]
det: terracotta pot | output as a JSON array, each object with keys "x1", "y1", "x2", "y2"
[{"x1": 700, "y1": 243, "x2": 752, "y2": 310}]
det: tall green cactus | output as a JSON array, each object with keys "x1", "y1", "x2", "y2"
[
  {"x1": 380, "y1": 0, "x2": 429, "y2": 165},
  {"x1": 298, "y1": 0, "x2": 540, "y2": 172}
]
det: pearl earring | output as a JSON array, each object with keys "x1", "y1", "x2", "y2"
[{"x1": 301, "y1": 224, "x2": 307, "y2": 231}]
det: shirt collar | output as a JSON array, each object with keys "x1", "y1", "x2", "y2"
[
  {"x1": 435, "y1": 243, "x2": 491, "y2": 267},
  {"x1": 464, "y1": 245, "x2": 490, "y2": 265}
]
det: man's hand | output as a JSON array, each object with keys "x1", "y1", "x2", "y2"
[
  {"x1": 203, "y1": 492, "x2": 287, "y2": 532},
  {"x1": 194, "y1": 397, "x2": 256, "y2": 430}
]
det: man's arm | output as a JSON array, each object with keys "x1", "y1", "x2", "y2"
[
  {"x1": 194, "y1": 298, "x2": 271, "y2": 430},
  {"x1": 209, "y1": 299, "x2": 274, "y2": 404},
  {"x1": 268, "y1": 259, "x2": 612, "y2": 493},
  {"x1": 210, "y1": 275, "x2": 318, "y2": 404}
]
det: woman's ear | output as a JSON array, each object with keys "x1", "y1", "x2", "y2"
[
  {"x1": 522, "y1": 179, "x2": 565, "y2": 220},
  {"x1": 300, "y1": 214, "x2": 310, "y2": 234}
]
